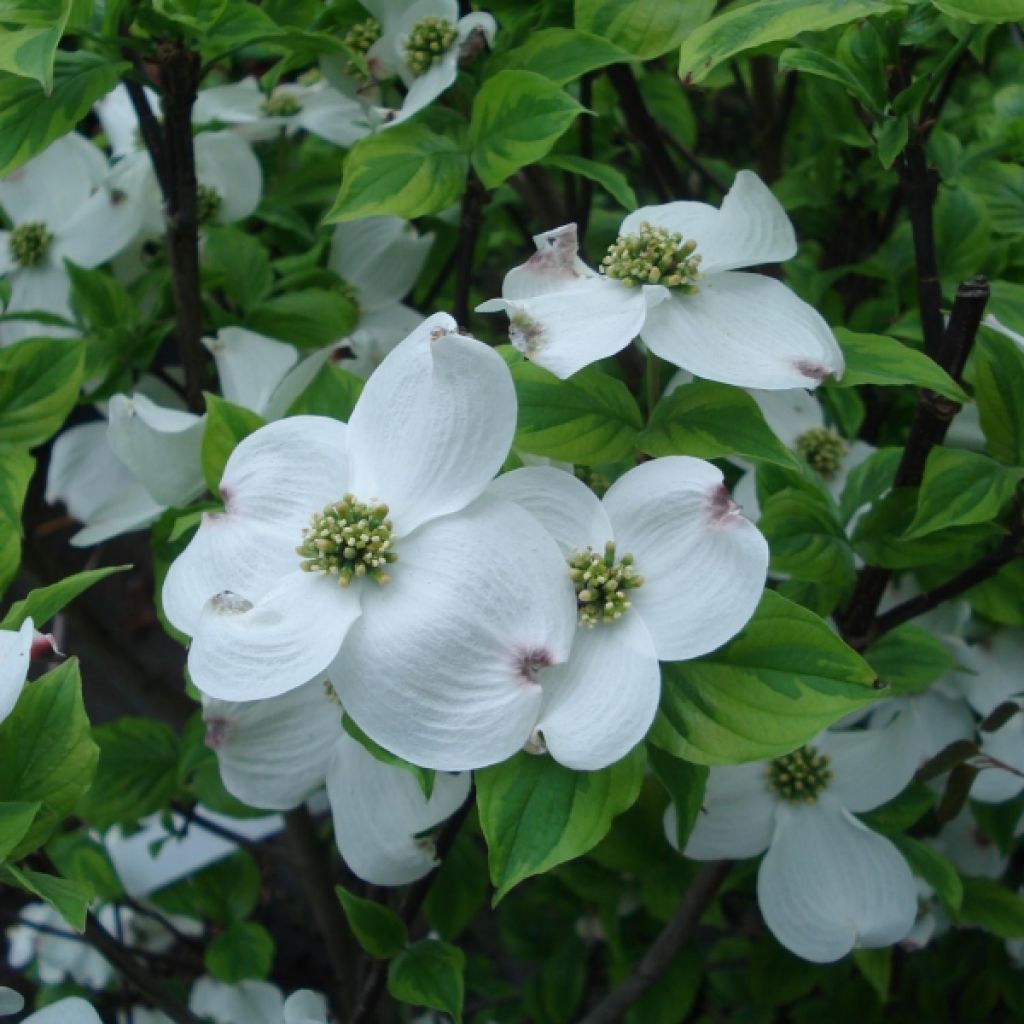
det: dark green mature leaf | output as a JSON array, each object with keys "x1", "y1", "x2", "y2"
[
  {"x1": 839, "y1": 447, "x2": 900, "y2": 525},
  {"x1": 0, "y1": 659, "x2": 97, "y2": 857},
  {"x1": 202, "y1": 226, "x2": 273, "y2": 312},
  {"x1": 860, "y1": 782, "x2": 937, "y2": 833},
  {"x1": 3, "y1": 863, "x2": 92, "y2": 931},
  {"x1": 652, "y1": 591, "x2": 878, "y2": 764},
  {"x1": 341, "y1": 715, "x2": 433, "y2": 799},
  {"x1": 577, "y1": 0, "x2": 716, "y2": 60},
  {"x1": 0, "y1": 448, "x2": 32, "y2": 597},
  {"x1": 490, "y1": 27, "x2": 630, "y2": 84},
  {"x1": 542, "y1": 154, "x2": 637, "y2": 210},
  {"x1": 677, "y1": 0, "x2": 888, "y2": 84},
  {"x1": 834, "y1": 329, "x2": 968, "y2": 402},
  {"x1": 201, "y1": 394, "x2": 266, "y2": 494},
  {"x1": 876, "y1": 115, "x2": 909, "y2": 170},
  {"x1": 864, "y1": 625, "x2": 956, "y2": 695},
  {"x1": 469, "y1": 71, "x2": 585, "y2": 189},
  {"x1": 423, "y1": 832, "x2": 488, "y2": 941},
  {"x1": 326, "y1": 119, "x2": 468, "y2": 223},
  {"x1": 388, "y1": 939, "x2": 465, "y2": 1024},
  {"x1": 336, "y1": 886, "x2": 408, "y2": 959},
  {"x1": 0, "y1": 51, "x2": 128, "y2": 175},
  {"x1": 512, "y1": 362, "x2": 643, "y2": 465},
  {"x1": 205, "y1": 921, "x2": 275, "y2": 982},
  {"x1": 958, "y1": 877, "x2": 1024, "y2": 937},
  {"x1": 477, "y1": 747, "x2": 645, "y2": 900},
  {"x1": 248, "y1": 289, "x2": 358, "y2": 349},
  {"x1": 0, "y1": 337, "x2": 84, "y2": 446},
  {"x1": 759, "y1": 488, "x2": 855, "y2": 586},
  {"x1": 964, "y1": 163, "x2": 1024, "y2": 237},
  {"x1": 0, "y1": 801, "x2": 40, "y2": 860},
  {"x1": 648, "y1": 747, "x2": 707, "y2": 852},
  {"x1": 930, "y1": 0, "x2": 1024, "y2": 23},
  {"x1": 778, "y1": 47, "x2": 880, "y2": 112},
  {"x1": 890, "y1": 834, "x2": 962, "y2": 914},
  {"x1": 1, "y1": 566, "x2": 130, "y2": 630},
  {"x1": 639, "y1": 380, "x2": 799, "y2": 468},
  {"x1": 974, "y1": 329, "x2": 1024, "y2": 466},
  {"x1": 66, "y1": 261, "x2": 139, "y2": 331}
]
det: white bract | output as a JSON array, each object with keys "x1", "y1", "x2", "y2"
[
  {"x1": 7, "y1": 903, "x2": 114, "y2": 988},
  {"x1": 0, "y1": 619, "x2": 32, "y2": 723},
  {"x1": 487, "y1": 461, "x2": 768, "y2": 769},
  {"x1": 0, "y1": 134, "x2": 140, "y2": 345},
  {"x1": 190, "y1": 978, "x2": 327, "y2": 1024},
  {"x1": 11, "y1": 999, "x2": 102, "y2": 1023},
  {"x1": 478, "y1": 171, "x2": 844, "y2": 388},
  {"x1": 670, "y1": 723, "x2": 918, "y2": 962},
  {"x1": 163, "y1": 313, "x2": 576, "y2": 774},
  {"x1": 94, "y1": 83, "x2": 161, "y2": 160}
]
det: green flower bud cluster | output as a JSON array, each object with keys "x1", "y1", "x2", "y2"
[
  {"x1": 601, "y1": 222, "x2": 701, "y2": 290},
  {"x1": 795, "y1": 427, "x2": 848, "y2": 480},
  {"x1": 9, "y1": 221, "x2": 53, "y2": 268},
  {"x1": 297, "y1": 495, "x2": 397, "y2": 586},
  {"x1": 196, "y1": 184, "x2": 223, "y2": 226},
  {"x1": 344, "y1": 17, "x2": 381, "y2": 78},
  {"x1": 568, "y1": 541, "x2": 643, "y2": 627},
  {"x1": 261, "y1": 93, "x2": 302, "y2": 117},
  {"x1": 767, "y1": 746, "x2": 832, "y2": 804},
  {"x1": 405, "y1": 16, "x2": 458, "y2": 76}
]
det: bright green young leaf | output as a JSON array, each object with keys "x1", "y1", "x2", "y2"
[
  {"x1": 202, "y1": 394, "x2": 267, "y2": 493},
  {"x1": 577, "y1": 0, "x2": 716, "y2": 60},
  {"x1": 930, "y1": 0, "x2": 1024, "y2": 23},
  {"x1": 974, "y1": 328, "x2": 1024, "y2": 466},
  {"x1": 639, "y1": 380, "x2": 799, "y2": 468},
  {"x1": 0, "y1": 337, "x2": 85, "y2": 447},
  {"x1": 1, "y1": 565, "x2": 130, "y2": 630},
  {"x1": 205, "y1": 921, "x2": 275, "y2": 982},
  {"x1": 864, "y1": 625, "x2": 957, "y2": 695},
  {"x1": 542, "y1": 153, "x2": 637, "y2": 210},
  {"x1": 759, "y1": 488, "x2": 855, "y2": 586},
  {"x1": 326, "y1": 119, "x2": 468, "y2": 223},
  {"x1": 477, "y1": 746, "x2": 645, "y2": 901},
  {"x1": 46, "y1": 831, "x2": 123, "y2": 903},
  {"x1": 285, "y1": 364, "x2": 363, "y2": 423},
  {"x1": 0, "y1": 51, "x2": 128, "y2": 176},
  {"x1": 904, "y1": 448, "x2": 1023, "y2": 539},
  {"x1": 490, "y1": 27, "x2": 630, "y2": 84},
  {"x1": 0, "y1": 25, "x2": 63, "y2": 90},
  {"x1": 834, "y1": 329, "x2": 968, "y2": 402},
  {"x1": 335, "y1": 885, "x2": 408, "y2": 959},
  {"x1": 0, "y1": 801, "x2": 40, "y2": 860},
  {"x1": 958, "y1": 876, "x2": 1024, "y2": 937},
  {"x1": 248, "y1": 289, "x2": 358, "y2": 348},
  {"x1": 512, "y1": 362, "x2": 643, "y2": 465},
  {"x1": 387, "y1": 939, "x2": 465, "y2": 1024},
  {"x1": 889, "y1": 834, "x2": 962, "y2": 914},
  {"x1": 3, "y1": 863, "x2": 92, "y2": 931},
  {"x1": 651, "y1": 591, "x2": 878, "y2": 765},
  {"x1": 647, "y1": 747, "x2": 707, "y2": 853},
  {"x1": 678, "y1": 0, "x2": 888, "y2": 84},
  {"x1": 469, "y1": 71, "x2": 585, "y2": 189},
  {"x1": 0, "y1": 449, "x2": 33, "y2": 597}
]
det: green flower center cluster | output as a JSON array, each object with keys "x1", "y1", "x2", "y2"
[
  {"x1": 767, "y1": 746, "x2": 832, "y2": 804},
  {"x1": 345, "y1": 16, "x2": 382, "y2": 69},
  {"x1": 568, "y1": 541, "x2": 643, "y2": 627},
  {"x1": 9, "y1": 221, "x2": 52, "y2": 268},
  {"x1": 297, "y1": 495, "x2": 397, "y2": 586},
  {"x1": 795, "y1": 427, "x2": 848, "y2": 480},
  {"x1": 405, "y1": 16, "x2": 458, "y2": 76},
  {"x1": 262, "y1": 93, "x2": 302, "y2": 117},
  {"x1": 196, "y1": 184, "x2": 222, "y2": 225},
  {"x1": 601, "y1": 222, "x2": 701, "y2": 289}
]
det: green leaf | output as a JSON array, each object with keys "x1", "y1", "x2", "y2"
[
  {"x1": 66, "y1": 261, "x2": 139, "y2": 331},
  {"x1": 341, "y1": 714, "x2": 434, "y2": 800},
  {"x1": 964, "y1": 163, "x2": 1024, "y2": 237},
  {"x1": 0, "y1": 0, "x2": 70, "y2": 90},
  {"x1": 839, "y1": 447, "x2": 900, "y2": 526},
  {"x1": 577, "y1": 0, "x2": 716, "y2": 60},
  {"x1": 651, "y1": 591, "x2": 878, "y2": 764},
  {"x1": 326, "y1": 118, "x2": 468, "y2": 223},
  {"x1": 76, "y1": 718, "x2": 181, "y2": 830},
  {"x1": 639, "y1": 380, "x2": 800, "y2": 468},
  {"x1": 0, "y1": 50, "x2": 128, "y2": 175},
  {"x1": 859, "y1": 780, "x2": 936, "y2": 833},
  {"x1": 889, "y1": 834, "x2": 962, "y2": 914},
  {"x1": 777, "y1": 47, "x2": 880, "y2": 112},
  {"x1": 423, "y1": 832, "x2": 489, "y2": 941},
  {"x1": 0, "y1": 448, "x2": 33, "y2": 597},
  {"x1": 542, "y1": 153, "x2": 637, "y2": 211},
  {"x1": 647, "y1": 747, "x2": 707, "y2": 852},
  {"x1": 834, "y1": 329, "x2": 968, "y2": 402},
  {"x1": 3, "y1": 863, "x2": 92, "y2": 931},
  {"x1": 335, "y1": 886, "x2": 408, "y2": 959},
  {"x1": 0, "y1": 565, "x2": 130, "y2": 630},
  {"x1": 201, "y1": 394, "x2": 267, "y2": 494},
  {"x1": 875, "y1": 115, "x2": 909, "y2": 170},
  {"x1": 974, "y1": 328, "x2": 1024, "y2": 466},
  {"x1": 0, "y1": 659, "x2": 98, "y2": 858},
  {"x1": 930, "y1": 0, "x2": 1024, "y2": 23},
  {"x1": 469, "y1": 71, "x2": 585, "y2": 190},
  {"x1": 759, "y1": 488, "x2": 855, "y2": 586},
  {"x1": 958, "y1": 876, "x2": 1024, "y2": 938},
  {"x1": 864, "y1": 625, "x2": 956, "y2": 695},
  {"x1": 46, "y1": 831, "x2": 123, "y2": 902},
  {"x1": 0, "y1": 337, "x2": 85, "y2": 446},
  {"x1": 202, "y1": 226, "x2": 273, "y2": 312},
  {"x1": 247, "y1": 289, "x2": 358, "y2": 349},
  {"x1": 905, "y1": 448, "x2": 1022, "y2": 539},
  {"x1": 477, "y1": 746, "x2": 645, "y2": 901},
  {"x1": 678, "y1": 0, "x2": 888, "y2": 85},
  {"x1": 0, "y1": 801, "x2": 40, "y2": 860},
  {"x1": 285, "y1": 364, "x2": 363, "y2": 423},
  {"x1": 490, "y1": 27, "x2": 630, "y2": 84},
  {"x1": 852, "y1": 947, "x2": 890, "y2": 1003},
  {"x1": 512, "y1": 362, "x2": 643, "y2": 466},
  {"x1": 204, "y1": 921, "x2": 275, "y2": 982},
  {"x1": 388, "y1": 939, "x2": 465, "y2": 1023}
]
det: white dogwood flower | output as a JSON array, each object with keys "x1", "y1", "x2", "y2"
[
  {"x1": 487, "y1": 460, "x2": 768, "y2": 769},
  {"x1": 478, "y1": 172, "x2": 844, "y2": 388},
  {"x1": 190, "y1": 978, "x2": 327, "y2": 1024},
  {"x1": 0, "y1": 619, "x2": 32, "y2": 723},
  {"x1": 13, "y1": 998, "x2": 103, "y2": 1023},
  {"x1": 670, "y1": 722, "x2": 918, "y2": 962},
  {"x1": 94, "y1": 83, "x2": 161, "y2": 160},
  {"x1": 163, "y1": 314, "x2": 575, "y2": 762},
  {"x1": 0, "y1": 133, "x2": 141, "y2": 345}
]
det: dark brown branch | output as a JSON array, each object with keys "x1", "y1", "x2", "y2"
[
  {"x1": 453, "y1": 174, "x2": 487, "y2": 330},
  {"x1": 122, "y1": 73, "x2": 170, "y2": 199},
  {"x1": 575, "y1": 861, "x2": 733, "y2": 1024}
]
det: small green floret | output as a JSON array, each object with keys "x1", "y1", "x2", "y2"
[
  {"x1": 297, "y1": 495, "x2": 397, "y2": 586},
  {"x1": 795, "y1": 427, "x2": 848, "y2": 480},
  {"x1": 600, "y1": 222, "x2": 701, "y2": 290},
  {"x1": 262, "y1": 93, "x2": 302, "y2": 117},
  {"x1": 568, "y1": 541, "x2": 643, "y2": 627},
  {"x1": 405, "y1": 15, "x2": 458, "y2": 76},
  {"x1": 767, "y1": 746, "x2": 832, "y2": 804},
  {"x1": 196, "y1": 184, "x2": 222, "y2": 225},
  {"x1": 9, "y1": 222, "x2": 52, "y2": 268}
]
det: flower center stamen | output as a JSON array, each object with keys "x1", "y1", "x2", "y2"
[
  {"x1": 9, "y1": 222, "x2": 52, "y2": 268},
  {"x1": 345, "y1": 16, "x2": 382, "y2": 78},
  {"x1": 196, "y1": 184, "x2": 222, "y2": 225},
  {"x1": 767, "y1": 745, "x2": 832, "y2": 804},
  {"x1": 600, "y1": 222, "x2": 701, "y2": 289},
  {"x1": 297, "y1": 494, "x2": 397, "y2": 586},
  {"x1": 405, "y1": 16, "x2": 458, "y2": 76},
  {"x1": 568, "y1": 541, "x2": 643, "y2": 627},
  {"x1": 795, "y1": 427, "x2": 848, "y2": 481},
  {"x1": 261, "y1": 93, "x2": 302, "y2": 117}
]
